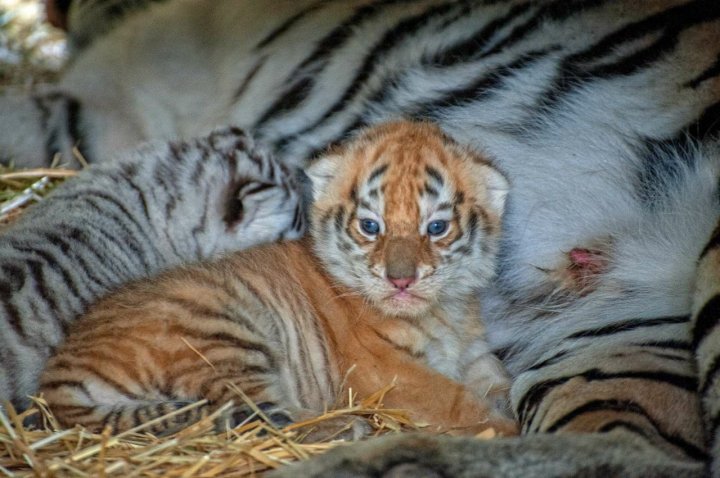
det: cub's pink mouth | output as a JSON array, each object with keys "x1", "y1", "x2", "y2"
[
  {"x1": 378, "y1": 291, "x2": 430, "y2": 317},
  {"x1": 384, "y1": 289, "x2": 427, "y2": 304}
]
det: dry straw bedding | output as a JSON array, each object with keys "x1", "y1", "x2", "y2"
[{"x1": 0, "y1": 385, "x2": 498, "y2": 477}]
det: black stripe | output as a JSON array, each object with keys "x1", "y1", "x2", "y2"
[
  {"x1": 291, "y1": 204, "x2": 303, "y2": 232},
  {"x1": 162, "y1": 294, "x2": 262, "y2": 336},
  {"x1": 368, "y1": 163, "x2": 389, "y2": 183},
  {"x1": 481, "y1": 0, "x2": 608, "y2": 60},
  {"x1": 170, "y1": 360, "x2": 271, "y2": 381},
  {"x1": 67, "y1": 223, "x2": 147, "y2": 280},
  {"x1": 156, "y1": 148, "x2": 182, "y2": 216},
  {"x1": 598, "y1": 419, "x2": 660, "y2": 449},
  {"x1": 692, "y1": 294, "x2": 720, "y2": 349},
  {"x1": 371, "y1": 327, "x2": 426, "y2": 359},
  {"x1": 254, "y1": 0, "x2": 421, "y2": 129},
  {"x1": 409, "y1": 48, "x2": 554, "y2": 120},
  {"x1": 253, "y1": 0, "x2": 329, "y2": 50},
  {"x1": 132, "y1": 406, "x2": 144, "y2": 428},
  {"x1": 709, "y1": 406, "x2": 720, "y2": 436},
  {"x1": 572, "y1": 0, "x2": 720, "y2": 70},
  {"x1": 425, "y1": 165, "x2": 444, "y2": 185},
  {"x1": 306, "y1": 311, "x2": 334, "y2": 399},
  {"x1": 527, "y1": 350, "x2": 571, "y2": 371},
  {"x1": 40, "y1": 206, "x2": 147, "y2": 279},
  {"x1": 174, "y1": 325, "x2": 277, "y2": 370},
  {"x1": 190, "y1": 142, "x2": 210, "y2": 185},
  {"x1": 630, "y1": 339, "x2": 691, "y2": 350},
  {"x1": 466, "y1": 209, "x2": 479, "y2": 244},
  {"x1": 282, "y1": 2, "x2": 458, "y2": 139},
  {"x1": 40, "y1": 380, "x2": 92, "y2": 397},
  {"x1": 532, "y1": 0, "x2": 720, "y2": 120},
  {"x1": 334, "y1": 206, "x2": 346, "y2": 232},
  {"x1": 688, "y1": 99, "x2": 720, "y2": 143},
  {"x1": 0, "y1": 262, "x2": 25, "y2": 292},
  {"x1": 546, "y1": 399, "x2": 707, "y2": 461},
  {"x1": 191, "y1": 188, "x2": 211, "y2": 258},
  {"x1": 84, "y1": 193, "x2": 158, "y2": 268},
  {"x1": 9, "y1": 240, "x2": 88, "y2": 310},
  {"x1": 109, "y1": 409, "x2": 123, "y2": 432},
  {"x1": 72, "y1": 363, "x2": 142, "y2": 399},
  {"x1": 423, "y1": 183, "x2": 439, "y2": 197},
  {"x1": 0, "y1": 299, "x2": 27, "y2": 340},
  {"x1": 64, "y1": 229, "x2": 118, "y2": 293},
  {"x1": 51, "y1": 189, "x2": 157, "y2": 269},
  {"x1": 423, "y1": 2, "x2": 536, "y2": 67},
  {"x1": 546, "y1": 399, "x2": 634, "y2": 432},
  {"x1": 567, "y1": 315, "x2": 688, "y2": 339},
  {"x1": 700, "y1": 353, "x2": 720, "y2": 394},
  {"x1": 232, "y1": 58, "x2": 266, "y2": 102},
  {"x1": 24, "y1": 259, "x2": 64, "y2": 329},
  {"x1": 518, "y1": 368, "x2": 697, "y2": 426},
  {"x1": 685, "y1": 53, "x2": 720, "y2": 89},
  {"x1": 116, "y1": 164, "x2": 152, "y2": 224}
]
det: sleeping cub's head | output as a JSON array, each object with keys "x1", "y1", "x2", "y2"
[{"x1": 308, "y1": 121, "x2": 508, "y2": 317}]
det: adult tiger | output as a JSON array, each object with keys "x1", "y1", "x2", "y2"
[{"x1": 2, "y1": 0, "x2": 719, "y2": 476}]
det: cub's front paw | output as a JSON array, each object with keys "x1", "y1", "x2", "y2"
[
  {"x1": 215, "y1": 401, "x2": 294, "y2": 433},
  {"x1": 286, "y1": 408, "x2": 372, "y2": 442}
]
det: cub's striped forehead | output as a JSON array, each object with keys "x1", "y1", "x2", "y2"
[
  {"x1": 346, "y1": 121, "x2": 470, "y2": 221},
  {"x1": 308, "y1": 120, "x2": 507, "y2": 238}
]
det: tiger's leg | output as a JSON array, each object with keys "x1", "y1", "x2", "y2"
[
  {"x1": 38, "y1": 327, "x2": 296, "y2": 435},
  {"x1": 692, "y1": 222, "x2": 720, "y2": 476}
]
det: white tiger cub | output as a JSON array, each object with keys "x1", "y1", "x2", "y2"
[
  {"x1": 0, "y1": 126, "x2": 304, "y2": 409},
  {"x1": 2, "y1": 0, "x2": 720, "y2": 476}
]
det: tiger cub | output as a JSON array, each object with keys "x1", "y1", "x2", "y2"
[{"x1": 39, "y1": 121, "x2": 516, "y2": 437}]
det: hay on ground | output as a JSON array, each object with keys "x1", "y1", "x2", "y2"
[
  {"x1": 0, "y1": 166, "x2": 76, "y2": 225},
  {"x1": 0, "y1": 383, "x2": 500, "y2": 477}
]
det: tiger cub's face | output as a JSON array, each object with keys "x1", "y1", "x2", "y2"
[{"x1": 308, "y1": 121, "x2": 509, "y2": 318}]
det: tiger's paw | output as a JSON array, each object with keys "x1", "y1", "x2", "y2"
[
  {"x1": 286, "y1": 408, "x2": 372, "y2": 443},
  {"x1": 444, "y1": 415, "x2": 519, "y2": 438},
  {"x1": 215, "y1": 401, "x2": 294, "y2": 433},
  {"x1": 477, "y1": 416, "x2": 519, "y2": 437}
]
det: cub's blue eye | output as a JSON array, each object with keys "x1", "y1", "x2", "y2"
[
  {"x1": 427, "y1": 220, "x2": 448, "y2": 236},
  {"x1": 360, "y1": 218, "x2": 380, "y2": 235}
]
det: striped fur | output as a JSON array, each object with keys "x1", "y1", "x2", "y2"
[
  {"x1": 693, "y1": 210, "x2": 720, "y2": 476},
  {"x1": 63, "y1": 0, "x2": 168, "y2": 51},
  {"x1": 3, "y1": 0, "x2": 720, "y2": 474},
  {"x1": 1, "y1": 127, "x2": 304, "y2": 409},
  {"x1": 39, "y1": 121, "x2": 517, "y2": 436}
]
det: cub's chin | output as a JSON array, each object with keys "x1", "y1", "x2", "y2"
[{"x1": 376, "y1": 293, "x2": 432, "y2": 318}]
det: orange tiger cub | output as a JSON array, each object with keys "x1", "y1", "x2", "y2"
[{"x1": 39, "y1": 121, "x2": 517, "y2": 437}]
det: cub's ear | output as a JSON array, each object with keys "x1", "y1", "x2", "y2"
[
  {"x1": 305, "y1": 153, "x2": 346, "y2": 201},
  {"x1": 483, "y1": 164, "x2": 510, "y2": 213},
  {"x1": 468, "y1": 153, "x2": 510, "y2": 213}
]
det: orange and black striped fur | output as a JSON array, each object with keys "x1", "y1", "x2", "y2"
[{"x1": 39, "y1": 121, "x2": 517, "y2": 436}]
